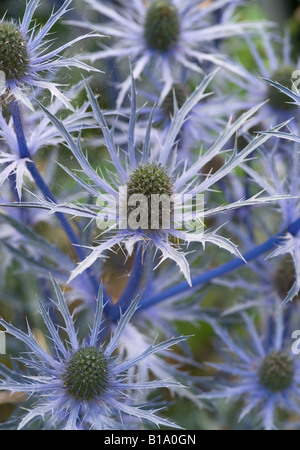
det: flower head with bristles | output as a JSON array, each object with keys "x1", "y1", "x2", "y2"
[
  {"x1": 200, "y1": 310, "x2": 300, "y2": 430},
  {"x1": 69, "y1": 0, "x2": 271, "y2": 108},
  {"x1": 144, "y1": 1, "x2": 180, "y2": 52},
  {"x1": 30, "y1": 70, "x2": 290, "y2": 287},
  {"x1": 227, "y1": 33, "x2": 300, "y2": 132},
  {"x1": 232, "y1": 135, "x2": 300, "y2": 306},
  {"x1": 258, "y1": 351, "x2": 295, "y2": 392},
  {"x1": 127, "y1": 163, "x2": 174, "y2": 229},
  {"x1": 0, "y1": 22, "x2": 30, "y2": 81},
  {"x1": 0, "y1": 0, "x2": 101, "y2": 109},
  {"x1": 0, "y1": 278, "x2": 185, "y2": 430}
]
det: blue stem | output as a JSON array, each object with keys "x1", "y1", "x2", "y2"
[
  {"x1": 140, "y1": 218, "x2": 300, "y2": 311},
  {"x1": 108, "y1": 244, "x2": 145, "y2": 321},
  {"x1": 10, "y1": 101, "x2": 30, "y2": 158},
  {"x1": 10, "y1": 100, "x2": 100, "y2": 297}
]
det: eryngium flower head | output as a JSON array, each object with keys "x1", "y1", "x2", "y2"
[
  {"x1": 0, "y1": 0, "x2": 100, "y2": 108},
  {"x1": 0, "y1": 22, "x2": 29, "y2": 81},
  {"x1": 127, "y1": 163, "x2": 174, "y2": 229},
  {"x1": 37, "y1": 71, "x2": 288, "y2": 286},
  {"x1": 200, "y1": 312, "x2": 300, "y2": 430},
  {"x1": 62, "y1": 347, "x2": 109, "y2": 401},
  {"x1": 128, "y1": 163, "x2": 173, "y2": 199},
  {"x1": 258, "y1": 351, "x2": 294, "y2": 392},
  {"x1": 71, "y1": 0, "x2": 270, "y2": 107},
  {"x1": 144, "y1": 0, "x2": 180, "y2": 52},
  {"x1": 0, "y1": 278, "x2": 184, "y2": 429},
  {"x1": 229, "y1": 136, "x2": 300, "y2": 306},
  {"x1": 229, "y1": 34, "x2": 300, "y2": 132}
]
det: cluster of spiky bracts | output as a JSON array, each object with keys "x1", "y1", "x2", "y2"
[
  {"x1": 259, "y1": 351, "x2": 295, "y2": 393},
  {"x1": 128, "y1": 163, "x2": 173, "y2": 199},
  {"x1": 62, "y1": 347, "x2": 110, "y2": 401},
  {"x1": 127, "y1": 163, "x2": 174, "y2": 229},
  {"x1": 0, "y1": 0, "x2": 300, "y2": 432},
  {"x1": 0, "y1": 22, "x2": 29, "y2": 81},
  {"x1": 144, "y1": 0, "x2": 180, "y2": 52}
]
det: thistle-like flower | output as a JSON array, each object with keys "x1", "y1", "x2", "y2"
[
  {"x1": 227, "y1": 33, "x2": 300, "y2": 130},
  {"x1": 0, "y1": 278, "x2": 185, "y2": 430},
  {"x1": 237, "y1": 83, "x2": 300, "y2": 305},
  {"x1": 215, "y1": 136, "x2": 300, "y2": 311},
  {"x1": 71, "y1": 0, "x2": 271, "y2": 107},
  {"x1": 0, "y1": 0, "x2": 100, "y2": 108},
  {"x1": 200, "y1": 311, "x2": 300, "y2": 430},
  {"x1": 34, "y1": 71, "x2": 289, "y2": 286}
]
